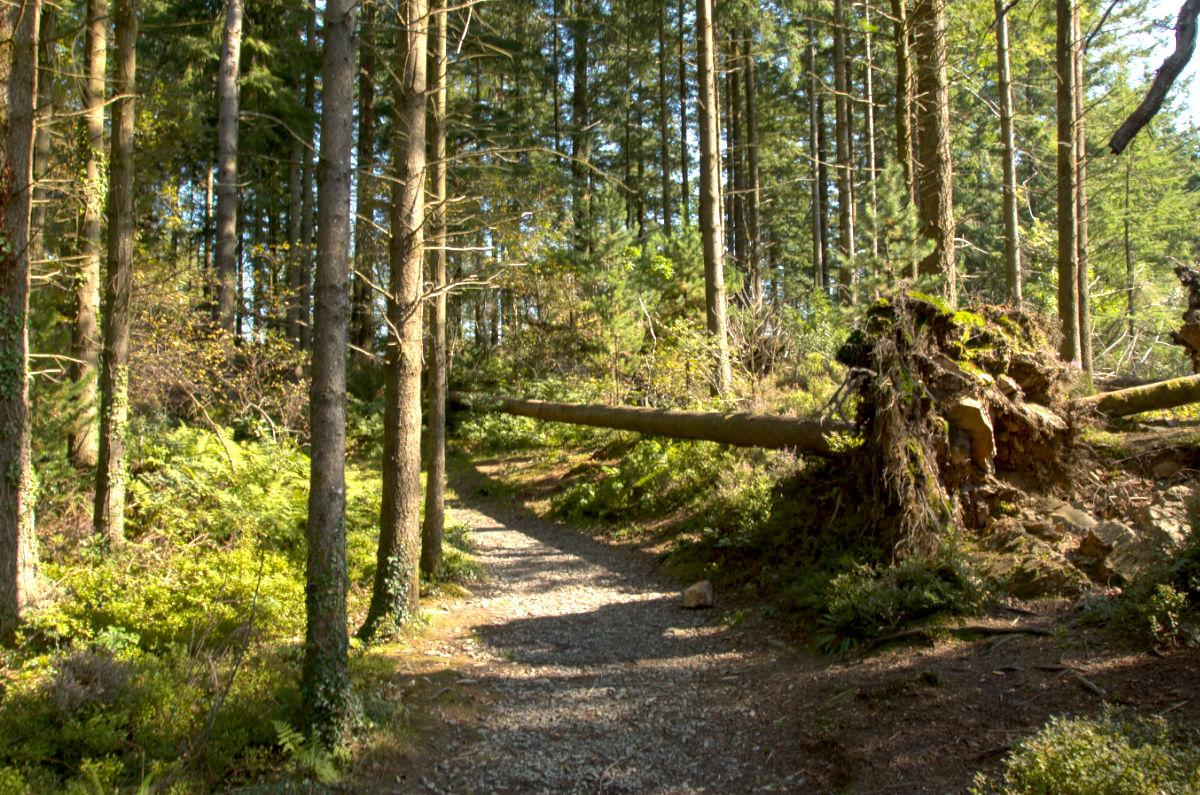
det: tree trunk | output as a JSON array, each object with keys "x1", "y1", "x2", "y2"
[
  {"x1": 361, "y1": 0, "x2": 428, "y2": 641},
  {"x1": 995, "y1": 0, "x2": 1021, "y2": 303},
  {"x1": 70, "y1": 0, "x2": 107, "y2": 470},
  {"x1": 571, "y1": 2, "x2": 591, "y2": 255},
  {"x1": 422, "y1": 0, "x2": 448, "y2": 580},
  {"x1": 351, "y1": 1, "x2": 377, "y2": 358},
  {"x1": 807, "y1": 22, "x2": 824, "y2": 294},
  {"x1": 451, "y1": 394, "x2": 841, "y2": 454},
  {"x1": 912, "y1": 0, "x2": 956, "y2": 302},
  {"x1": 1079, "y1": 374, "x2": 1200, "y2": 418},
  {"x1": 1074, "y1": 8, "x2": 1093, "y2": 380},
  {"x1": 29, "y1": 6, "x2": 52, "y2": 277},
  {"x1": 1056, "y1": 0, "x2": 1080, "y2": 364},
  {"x1": 214, "y1": 0, "x2": 243, "y2": 335},
  {"x1": 0, "y1": 0, "x2": 42, "y2": 643},
  {"x1": 862, "y1": 0, "x2": 879, "y2": 262},
  {"x1": 287, "y1": 140, "x2": 303, "y2": 344},
  {"x1": 299, "y1": 8, "x2": 316, "y2": 351},
  {"x1": 678, "y1": 0, "x2": 690, "y2": 225},
  {"x1": 1124, "y1": 150, "x2": 1134, "y2": 338},
  {"x1": 891, "y1": 0, "x2": 916, "y2": 216},
  {"x1": 94, "y1": 0, "x2": 136, "y2": 546},
  {"x1": 303, "y1": 0, "x2": 358, "y2": 744},
  {"x1": 552, "y1": 0, "x2": 561, "y2": 155},
  {"x1": 833, "y1": 0, "x2": 856, "y2": 303},
  {"x1": 743, "y1": 33, "x2": 762, "y2": 308},
  {"x1": 658, "y1": 4, "x2": 672, "y2": 236},
  {"x1": 696, "y1": 0, "x2": 731, "y2": 395}
]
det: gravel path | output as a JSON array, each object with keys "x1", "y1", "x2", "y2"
[{"x1": 420, "y1": 498, "x2": 806, "y2": 794}]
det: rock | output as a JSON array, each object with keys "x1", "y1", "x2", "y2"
[
  {"x1": 1024, "y1": 518, "x2": 1063, "y2": 543},
  {"x1": 977, "y1": 532, "x2": 1089, "y2": 597},
  {"x1": 1078, "y1": 519, "x2": 1179, "y2": 583},
  {"x1": 681, "y1": 581, "x2": 714, "y2": 609},
  {"x1": 1132, "y1": 503, "x2": 1188, "y2": 547},
  {"x1": 997, "y1": 375, "x2": 1022, "y2": 399},
  {"x1": 945, "y1": 398, "x2": 996, "y2": 469},
  {"x1": 1079, "y1": 520, "x2": 1134, "y2": 559},
  {"x1": 1048, "y1": 504, "x2": 1097, "y2": 538}
]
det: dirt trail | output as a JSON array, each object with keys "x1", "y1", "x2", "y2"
[{"x1": 366, "y1": 486, "x2": 1200, "y2": 794}]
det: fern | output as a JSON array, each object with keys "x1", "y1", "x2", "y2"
[{"x1": 272, "y1": 720, "x2": 340, "y2": 784}]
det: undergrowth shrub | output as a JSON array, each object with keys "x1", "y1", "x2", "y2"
[
  {"x1": 974, "y1": 707, "x2": 1200, "y2": 794},
  {"x1": 804, "y1": 548, "x2": 985, "y2": 655}
]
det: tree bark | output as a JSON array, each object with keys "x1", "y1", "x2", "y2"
[
  {"x1": 29, "y1": 6, "x2": 52, "y2": 280},
  {"x1": 696, "y1": 0, "x2": 731, "y2": 395},
  {"x1": 571, "y1": 1, "x2": 591, "y2": 255},
  {"x1": 912, "y1": 0, "x2": 956, "y2": 302},
  {"x1": 891, "y1": 0, "x2": 916, "y2": 212},
  {"x1": 361, "y1": 0, "x2": 427, "y2": 641},
  {"x1": 1056, "y1": 0, "x2": 1080, "y2": 364},
  {"x1": 678, "y1": 0, "x2": 690, "y2": 225},
  {"x1": 862, "y1": 1, "x2": 879, "y2": 262},
  {"x1": 422, "y1": 0, "x2": 448, "y2": 581},
  {"x1": 93, "y1": 0, "x2": 135, "y2": 547},
  {"x1": 743, "y1": 33, "x2": 762, "y2": 308},
  {"x1": 658, "y1": 4, "x2": 672, "y2": 236},
  {"x1": 70, "y1": 0, "x2": 107, "y2": 470},
  {"x1": 995, "y1": 0, "x2": 1021, "y2": 303},
  {"x1": 351, "y1": 1, "x2": 377, "y2": 358},
  {"x1": 451, "y1": 394, "x2": 841, "y2": 455},
  {"x1": 1074, "y1": 7, "x2": 1093, "y2": 380},
  {"x1": 213, "y1": 0, "x2": 243, "y2": 335},
  {"x1": 833, "y1": 0, "x2": 856, "y2": 303},
  {"x1": 0, "y1": 0, "x2": 42, "y2": 643},
  {"x1": 303, "y1": 0, "x2": 359, "y2": 745},
  {"x1": 807, "y1": 21, "x2": 825, "y2": 294}
]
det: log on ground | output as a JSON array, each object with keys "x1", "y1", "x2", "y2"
[{"x1": 449, "y1": 393, "x2": 845, "y2": 455}]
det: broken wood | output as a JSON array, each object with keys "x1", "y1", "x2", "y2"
[
  {"x1": 1079, "y1": 373, "x2": 1200, "y2": 417},
  {"x1": 1171, "y1": 264, "x2": 1200, "y2": 373},
  {"x1": 449, "y1": 393, "x2": 844, "y2": 455}
]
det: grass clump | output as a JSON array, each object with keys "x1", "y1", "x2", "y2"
[{"x1": 974, "y1": 707, "x2": 1200, "y2": 794}]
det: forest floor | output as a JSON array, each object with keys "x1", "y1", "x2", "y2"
[{"x1": 348, "y1": 457, "x2": 1200, "y2": 794}]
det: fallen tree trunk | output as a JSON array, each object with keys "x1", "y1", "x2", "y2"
[
  {"x1": 450, "y1": 393, "x2": 844, "y2": 455},
  {"x1": 1079, "y1": 373, "x2": 1200, "y2": 418}
]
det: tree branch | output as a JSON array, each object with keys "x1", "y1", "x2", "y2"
[{"x1": 1108, "y1": 0, "x2": 1200, "y2": 154}]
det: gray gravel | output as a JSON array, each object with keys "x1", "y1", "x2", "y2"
[{"x1": 420, "y1": 500, "x2": 807, "y2": 795}]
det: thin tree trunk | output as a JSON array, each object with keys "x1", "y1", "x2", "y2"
[
  {"x1": 659, "y1": 3, "x2": 672, "y2": 235},
  {"x1": 996, "y1": 0, "x2": 1021, "y2": 303},
  {"x1": 727, "y1": 39, "x2": 746, "y2": 285},
  {"x1": 303, "y1": 0, "x2": 358, "y2": 743},
  {"x1": 743, "y1": 33, "x2": 762, "y2": 308},
  {"x1": 1124, "y1": 150, "x2": 1134, "y2": 338},
  {"x1": 818, "y1": 94, "x2": 832, "y2": 292},
  {"x1": 697, "y1": 0, "x2": 731, "y2": 395},
  {"x1": 213, "y1": 0, "x2": 244, "y2": 335},
  {"x1": 287, "y1": 141, "x2": 303, "y2": 343},
  {"x1": 1074, "y1": 8, "x2": 1093, "y2": 380},
  {"x1": 892, "y1": 0, "x2": 916, "y2": 212},
  {"x1": 912, "y1": 0, "x2": 956, "y2": 302},
  {"x1": 833, "y1": 0, "x2": 856, "y2": 303},
  {"x1": 29, "y1": 7, "x2": 52, "y2": 274},
  {"x1": 94, "y1": 0, "x2": 136, "y2": 546},
  {"x1": 422, "y1": 0, "x2": 448, "y2": 580},
  {"x1": 572, "y1": 2, "x2": 591, "y2": 255},
  {"x1": 70, "y1": 0, "x2": 107, "y2": 470},
  {"x1": 678, "y1": 0, "x2": 690, "y2": 225},
  {"x1": 351, "y1": 1, "x2": 377, "y2": 358},
  {"x1": 299, "y1": 8, "x2": 316, "y2": 351},
  {"x1": 553, "y1": 0, "x2": 561, "y2": 155},
  {"x1": 0, "y1": 0, "x2": 42, "y2": 643},
  {"x1": 807, "y1": 22, "x2": 824, "y2": 294},
  {"x1": 362, "y1": 0, "x2": 428, "y2": 640},
  {"x1": 862, "y1": 1, "x2": 879, "y2": 261},
  {"x1": 1056, "y1": 0, "x2": 1080, "y2": 363}
]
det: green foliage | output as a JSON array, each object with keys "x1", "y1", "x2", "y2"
[
  {"x1": 974, "y1": 707, "x2": 1200, "y2": 794},
  {"x1": 809, "y1": 549, "x2": 986, "y2": 655},
  {"x1": 272, "y1": 720, "x2": 341, "y2": 784}
]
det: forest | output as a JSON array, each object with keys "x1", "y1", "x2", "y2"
[{"x1": 2, "y1": 0, "x2": 1200, "y2": 790}]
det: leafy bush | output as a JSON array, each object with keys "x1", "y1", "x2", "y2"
[
  {"x1": 974, "y1": 708, "x2": 1200, "y2": 794},
  {"x1": 811, "y1": 549, "x2": 985, "y2": 655}
]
